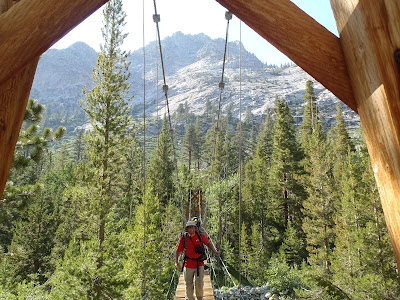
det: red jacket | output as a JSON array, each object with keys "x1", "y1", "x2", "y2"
[{"x1": 177, "y1": 232, "x2": 209, "y2": 268}]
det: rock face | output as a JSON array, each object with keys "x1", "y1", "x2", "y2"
[{"x1": 30, "y1": 32, "x2": 359, "y2": 131}]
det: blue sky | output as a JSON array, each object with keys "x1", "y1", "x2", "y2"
[{"x1": 52, "y1": 0, "x2": 338, "y2": 66}]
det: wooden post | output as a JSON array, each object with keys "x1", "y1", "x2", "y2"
[
  {"x1": 186, "y1": 189, "x2": 203, "y2": 221},
  {"x1": 330, "y1": 0, "x2": 400, "y2": 271}
]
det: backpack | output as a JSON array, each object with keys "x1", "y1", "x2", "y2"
[
  {"x1": 181, "y1": 230, "x2": 207, "y2": 276},
  {"x1": 182, "y1": 229, "x2": 204, "y2": 250}
]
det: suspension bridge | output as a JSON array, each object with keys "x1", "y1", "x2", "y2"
[{"x1": 141, "y1": 2, "x2": 243, "y2": 298}]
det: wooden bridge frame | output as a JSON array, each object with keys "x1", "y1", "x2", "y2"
[
  {"x1": 186, "y1": 189, "x2": 204, "y2": 221},
  {"x1": 1, "y1": 0, "x2": 400, "y2": 274}
]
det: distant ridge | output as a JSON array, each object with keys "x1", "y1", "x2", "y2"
[{"x1": 30, "y1": 32, "x2": 359, "y2": 132}]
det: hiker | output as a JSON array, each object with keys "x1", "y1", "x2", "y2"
[
  {"x1": 175, "y1": 220, "x2": 219, "y2": 300},
  {"x1": 192, "y1": 216, "x2": 201, "y2": 229}
]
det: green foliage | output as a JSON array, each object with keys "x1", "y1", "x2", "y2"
[
  {"x1": 266, "y1": 256, "x2": 305, "y2": 298},
  {"x1": 13, "y1": 98, "x2": 66, "y2": 168},
  {"x1": 3, "y1": 41, "x2": 400, "y2": 300},
  {"x1": 148, "y1": 117, "x2": 175, "y2": 208},
  {"x1": 120, "y1": 193, "x2": 164, "y2": 298},
  {"x1": 269, "y1": 97, "x2": 305, "y2": 241},
  {"x1": 300, "y1": 80, "x2": 319, "y2": 149},
  {"x1": 302, "y1": 122, "x2": 335, "y2": 274}
]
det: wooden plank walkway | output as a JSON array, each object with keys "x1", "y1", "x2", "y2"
[{"x1": 174, "y1": 273, "x2": 214, "y2": 299}]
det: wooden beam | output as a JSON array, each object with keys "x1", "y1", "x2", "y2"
[
  {"x1": 0, "y1": 0, "x2": 108, "y2": 86},
  {"x1": 0, "y1": 0, "x2": 17, "y2": 14},
  {"x1": 0, "y1": 59, "x2": 39, "y2": 199},
  {"x1": 330, "y1": 0, "x2": 400, "y2": 272},
  {"x1": 215, "y1": 0, "x2": 357, "y2": 112},
  {"x1": 0, "y1": 0, "x2": 39, "y2": 200}
]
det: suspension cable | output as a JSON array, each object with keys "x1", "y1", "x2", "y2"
[
  {"x1": 165, "y1": 268, "x2": 176, "y2": 300},
  {"x1": 202, "y1": 228, "x2": 240, "y2": 293},
  {"x1": 203, "y1": 11, "x2": 232, "y2": 228},
  {"x1": 142, "y1": 0, "x2": 147, "y2": 294},
  {"x1": 238, "y1": 20, "x2": 243, "y2": 287},
  {"x1": 152, "y1": 0, "x2": 183, "y2": 224},
  {"x1": 142, "y1": 244, "x2": 178, "y2": 299},
  {"x1": 206, "y1": 248, "x2": 219, "y2": 290}
]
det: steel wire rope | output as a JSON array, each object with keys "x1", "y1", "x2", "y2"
[
  {"x1": 165, "y1": 268, "x2": 176, "y2": 300},
  {"x1": 142, "y1": 241, "x2": 179, "y2": 299},
  {"x1": 205, "y1": 249, "x2": 219, "y2": 295},
  {"x1": 151, "y1": 0, "x2": 184, "y2": 225},
  {"x1": 203, "y1": 11, "x2": 232, "y2": 230},
  {"x1": 142, "y1": 0, "x2": 147, "y2": 295},
  {"x1": 204, "y1": 233, "x2": 252, "y2": 299},
  {"x1": 238, "y1": 18, "x2": 244, "y2": 296},
  {"x1": 202, "y1": 228, "x2": 242, "y2": 297}
]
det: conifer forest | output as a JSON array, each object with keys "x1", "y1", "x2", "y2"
[{"x1": 1, "y1": 1, "x2": 400, "y2": 299}]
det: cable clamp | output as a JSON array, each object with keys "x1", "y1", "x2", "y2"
[
  {"x1": 153, "y1": 14, "x2": 160, "y2": 23},
  {"x1": 163, "y1": 84, "x2": 169, "y2": 92},
  {"x1": 219, "y1": 82, "x2": 225, "y2": 90},
  {"x1": 225, "y1": 11, "x2": 232, "y2": 21}
]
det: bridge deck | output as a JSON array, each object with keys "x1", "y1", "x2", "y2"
[{"x1": 174, "y1": 273, "x2": 214, "y2": 299}]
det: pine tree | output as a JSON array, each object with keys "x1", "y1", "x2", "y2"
[
  {"x1": 121, "y1": 134, "x2": 143, "y2": 222},
  {"x1": 257, "y1": 110, "x2": 274, "y2": 162},
  {"x1": 5, "y1": 192, "x2": 55, "y2": 286},
  {"x1": 302, "y1": 121, "x2": 335, "y2": 275},
  {"x1": 12, "y1": 98, "x2": 65, "y2": 171},
  {"x1": 79, "y1": 0, "x2": 133, "y2": 296},
  {"x1": 183, "y1": 122, "x2": 196, "y2": 171},
  {"x1": 300, "y1": 80, "x2": 318, "y2": 149},
  {"x1": 252, "y1": 112, "x2": 274, "y2": 245},
  {"x1": 120, "y1": 193, "x2": 163, "y2": 298},
  {"x1": 148, "y1": 117, "x2": 175, "y2": 208},
  {"x1": 193, "y1": 117, "x2": 204, "y2": 170},
  {"x1": 248, "y1": 222, "x2": 265, "y2": 284},
  {"x1": 331, "y1": 103, "x2": 354, "y2": 188},
  {"x1": 240, "y1": 222, "x2": 250, "y2": 280},
  {"x1": 1, "y1": 99, "x2": 65, "y2": 255},
  {"x1": 279, "y1": 221, "x2": 306, "y2": 266},
  {"x1": 269, "y1": 98, "x2": 305, "y2": 239},
  {"x1": 204, "y1": 98, "x2": 212, "y2": 119}
]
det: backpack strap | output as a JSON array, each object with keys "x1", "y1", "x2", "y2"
[
  {"x1": 181, "y1": 231, "x2": 205, "y2": 276},
  {"x1": 195, "y1": 230, "x2": 203, "y2": 246}
]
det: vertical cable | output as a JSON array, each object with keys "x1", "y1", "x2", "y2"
[
  {"x1": 142, "y1": 0, "x2": 147, "y2": 295},
  {"x1": 238, "y1": 20, "x2": 243, "y2": 287},
  {"x1": 203, "y1": 11, "x2": 232, "y2": 228}
]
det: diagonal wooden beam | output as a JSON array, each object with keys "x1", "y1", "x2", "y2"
[
  {"x1": 215, "y1": 0, "x2": 357, "y2": 112},
  {"x1": 330, "y1": 0, "x2": 400, "y2": 273},
  {"x1": 0, "y1": 0, "x2": 108, "y2": 86},
  {"x1": 0, "y1": 0, "x2": 40, "y2": 200},
  {"x1": 0, "y1": 0, "x2": 107, "y2": 199},
  {"x1": 0, "y1": 59, "x2": 39, "y2": 199}
]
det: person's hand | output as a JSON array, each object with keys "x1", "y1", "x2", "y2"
[
  {"x1": 213, "y1": 250, "x2": 220, "y2": 256},
  {"x1": 175, "y1": 262, "x2": 179, "y2": 270}
]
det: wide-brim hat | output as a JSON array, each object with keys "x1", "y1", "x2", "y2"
[{"x1": 185, "y1": 220, "x2": 196, "y2": 229}]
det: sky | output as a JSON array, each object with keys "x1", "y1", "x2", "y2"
[{"x1": 52, "y1": 0, "x2": 338, "y2": 66}]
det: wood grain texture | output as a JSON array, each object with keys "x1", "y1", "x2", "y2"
[
  {"x1": 0, "y1": 0, "x2": 39, "y2": 200},
  {"x1": 215, "y1": 0, "x2": 357, "y2": 112},
  {"x1": 0, "y1": 0, "x2": 108, "y2": 85},
  {"x1": 0, "y1": 0, "x2": 18, "y2": 14},
  {"x1": 330, "y1": 0, "x2": 400, "y2": 272},
  {"x1": 175, "y1": 273, "x2": 214, "y2": 299},
  {"x1": 0, "y1": 59, "x2": 39, "y2": 201}
]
